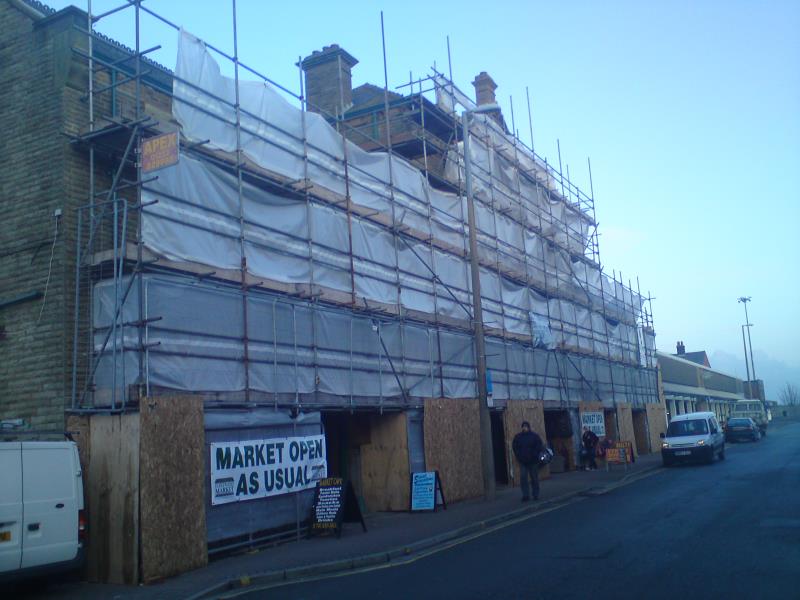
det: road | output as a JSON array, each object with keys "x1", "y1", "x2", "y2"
[{"x1": 237, "y1": 421, "x2": 800, "y2": 600}]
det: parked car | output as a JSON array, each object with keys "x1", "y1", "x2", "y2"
[
  {"x1": 661, "y1": 412, "x2": 725, "y2": 466},
  {"x1": 732, "y1": 401, "x2": 768, "y2": 435},
  {"x1": 725, "y1": 417, "x2": 761, "y2": 443},
  {"x1": 0, "y1": 437, "x2": 86, "y2": 582}
]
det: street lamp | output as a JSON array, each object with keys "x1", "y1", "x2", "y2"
[
  {"x1": 463, "y1": 103, "x2": 500, "y2": 500},
  {"x1": 737, "y1": 296, "x2": 757, "y2": 381},
  {"x1": 740, "y1": 324, "x2": 751, "y2": 383}
]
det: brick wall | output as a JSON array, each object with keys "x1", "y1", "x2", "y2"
[
  {"x1": 0, "y1": 4, "x2": 171, "y2": 427},
  {"x1": 0, "y1": 3, "x2": 72, "y2": 429}
]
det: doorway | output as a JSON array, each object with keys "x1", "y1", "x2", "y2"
[
  {"x1": 632, "y1": 409, "x2": 649, "y2": 455},
  {"x1": 490, "y1": 411, "x2": 509, "y2": 485},
  {"x1": 604, "y1": 409, "x2": 618, "y2": 440},
  {"x1": 544, "y1": 409, "x2": 574, "y2": 471},
  {"x1": 321, "y1": 412, "x2": 371, "y2": 501}
]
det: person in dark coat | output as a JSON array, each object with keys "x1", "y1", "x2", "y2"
[
  {"x1": 582, "y1": 426, "x2": 599, "y2": 470},
  {"x1": 512, "y1": 421, "x2": 544, "y2": 502}
]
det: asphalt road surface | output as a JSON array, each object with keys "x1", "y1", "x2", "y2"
[{"x1": 239, "y1": 421, "x2": 800, "y2": 600}]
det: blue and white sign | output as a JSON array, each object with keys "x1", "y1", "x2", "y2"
[
  {"x1": 411, "y1": 471, "x2": 437, "y2": 511},
  {"x1": 581, "y1": 411, "x2": 606, "y2": 437}
]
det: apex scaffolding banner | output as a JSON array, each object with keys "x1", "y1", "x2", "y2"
[{"x1": 210, "y1": 435, "x2": 327, "y2": 505}]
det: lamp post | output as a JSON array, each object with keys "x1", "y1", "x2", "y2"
[
  {"x1": 463, "y1": 104, "x2": 500, "y2": 500},
  {"x1": 738, "y1": 296, "x2": 760, "y2": 405},
  {"x1": 740, "y1": 324, "x2": 751, "y2": 383},
  {"x1": 738, "y1": 296, "x2": 757, "y2": 375}
]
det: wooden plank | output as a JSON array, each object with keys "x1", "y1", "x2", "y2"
[
  {"x1": 632, "y1": 409, "x2": 651, "y2": 455},
  {"x1": 87, "y1": 414, "x2": 139, "y2": 585},
  {"x1": 615, "y1": 403, "x2": 637, "y2": 458},
  {"x1": 646, "y1": 402, "x2": 668, "y2": 454},
  {"x1": 360, "y1": 413, "x2": 410, "y2": 511},
  {"x1": 423, "y1": 398, "x2": 483, "y2": 502},
  {"x1": 139, "y1": 395, "x2": 207, "y2": 583}
]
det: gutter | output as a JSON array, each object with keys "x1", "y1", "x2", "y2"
[{"x1": 9, "y1": 0, "x2": 48, "y2": 20}]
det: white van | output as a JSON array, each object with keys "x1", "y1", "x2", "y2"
[
  {"x1": 0, "y1": 439, "x2": 86, "y2": 581},
  {"x1": 731, "y1": 401, "x2": 768, "y2": 435},
  {"x1": 660, "y1": 412, "x2": 725, "y2": 466}
]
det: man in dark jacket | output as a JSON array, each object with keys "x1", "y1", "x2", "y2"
[
  {"x1": 512, "y1": 421, "x2": 544, "y2": 502},
  {"x1": 582, "y1": 426, "x2": 599, "y2": 470}
]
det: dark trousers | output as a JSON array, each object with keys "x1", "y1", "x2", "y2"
[
  {"x1": 584, "y1": 446, "x2": 598, "y2": 469},
  {"x1": 520, "y1": 462, "x2": 539, "y2": 500}
]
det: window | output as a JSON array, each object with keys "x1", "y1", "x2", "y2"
[{"x1": 667, "y1": 419, "x2": 709, "y2": 437}]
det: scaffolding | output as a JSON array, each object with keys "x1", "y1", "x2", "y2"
[{"x1": 67, "y1": 1, "x2": 659, "y2": 415}]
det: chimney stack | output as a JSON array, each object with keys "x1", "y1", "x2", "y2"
[
  {"x1": 301, "y1": 44, "x2": 358, "y2": 118},
  {"x1": 472, "y1": 71, "x2": 497, "y2": 106},
  {"x1": 676, "y1": 341, "x2": 685, "y2": 355}
]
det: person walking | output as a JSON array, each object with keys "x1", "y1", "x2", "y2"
[
  {"x1": 512, "y1": 421, "x2": 544, "y2": 502},
  {"x1": 581, "y1": 426, "x2": 599, "y2": 470}
]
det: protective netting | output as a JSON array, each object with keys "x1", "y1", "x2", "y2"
[{"x1": 92, "y1": 274, "x2": 658, "y2": 405}]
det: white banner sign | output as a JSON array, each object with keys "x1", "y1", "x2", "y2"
[
  {"x1": 581, "y1": 411, "x2": 606, "y2": 437},
  {"x1": 210, "y1": 435, "x2": 327, "y2": 505}
]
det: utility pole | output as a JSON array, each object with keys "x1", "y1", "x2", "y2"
[
  {"x1": 740, "y1": 324, "x2": 751, "y2": 383},
  {"x1": 463, "y1": 105, "x2": 499, "y2": 500},
  {"x1": 738, "y1": 296, "x2": 760, "y2": 404}
]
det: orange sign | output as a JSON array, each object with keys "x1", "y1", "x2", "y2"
[
  {"x1": 607, "y1": 441, "x2": 634, "y2": 463},
  {"x1": 141, "y1": 131, "x2": 179, "y2": 173},
  {"x1": 605, "y1": 448, "x2": 627, "y2": 464}
]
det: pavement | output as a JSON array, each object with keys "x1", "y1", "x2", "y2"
[
  {"x1": 227, "y1": 419, "x2": 800, "y2": 600},
  {"x1": 14, "y1": 450, "x2": 662, "y2": 599}
]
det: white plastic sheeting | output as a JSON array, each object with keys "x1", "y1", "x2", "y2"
[
  {"x1": 107, "y1": 31, "x2": 658, "y2": 406},
  {"x1": 148, "y1": 31, "x2": 643, "y2": 354},
  {"x1": 142, "y1": 152, "x2": 639, "y2": 362},
  {"x1": 91, "y1": 274, "x2": 659, "y2": 406}
]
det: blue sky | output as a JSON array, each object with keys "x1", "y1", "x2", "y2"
[{"x1": 47, "y1": 1, "x2": 800, "y2": 396}]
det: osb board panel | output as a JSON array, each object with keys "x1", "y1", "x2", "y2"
[
  {"x1": 424, "y1": 398, "x2": 483, "y2": 502},
  {"x1": 632, "y1": 410, "x2": 650, "y2": 455},
  {"x1": 503, "y1": 401, "x2": 550, "y2": 484},
  {"x1": 646, "y1": 403, "x2": 668, "y2": 453},
  {"x1": 87, "y1": 414, "x2": 139, "y2": 585},
  {"x1": 361, "y1": 413, "x2": 410, "y2": 512},
  {"x1": 139, "y1": 396, "x2": 207, "y2": 583},
  {"x1": 616, "y1": 403, "x2": 637, "y2": 457}
]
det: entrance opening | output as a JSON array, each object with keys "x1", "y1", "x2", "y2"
[
  {"x1": 604, "y1": 409, "x2": 618, "y2": 440},
  {"x1": 632, "y1": 409, "x2": 649, "y2": 455},
  {"x1": 321, "y1": 411, "x2": 414, "y2": 513},
  {"x1": 544, "y1": 409, "x2": 574, "y2": 471},
  {"x1": 490, "y1": 410, "x2": 508, "y2": 485},
  {"x1": 321, "y1": 412, "x2": 371, "y2": 502}
]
